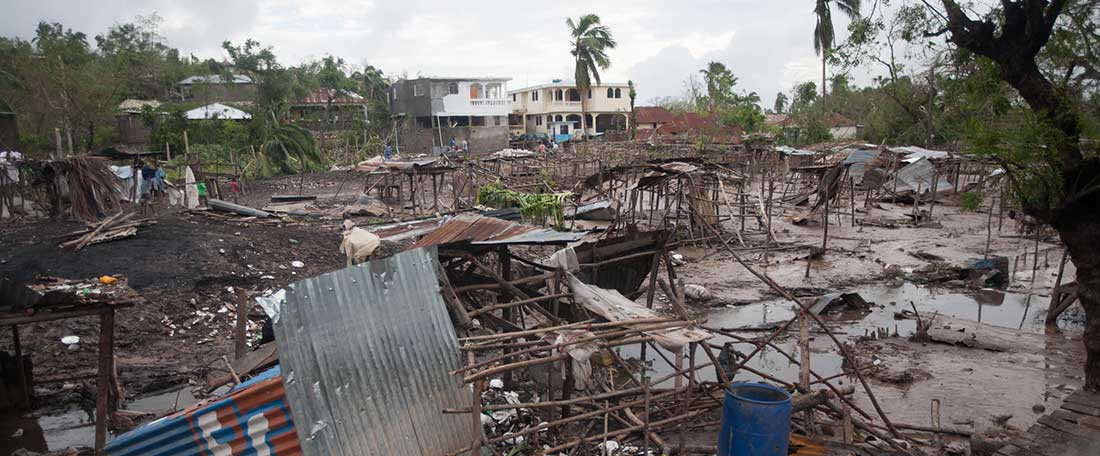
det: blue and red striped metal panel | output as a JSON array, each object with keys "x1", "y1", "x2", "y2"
[{"x1": 105, "y1": 366, "x2": 300, "y2": 456}]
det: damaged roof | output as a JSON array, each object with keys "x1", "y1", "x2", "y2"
[
  {"x1": 409, "y1": 214, "x2": 585, "y2": 250},
  {"x1": 272, "y1": 247, "x2": 471, "y2": 455}
]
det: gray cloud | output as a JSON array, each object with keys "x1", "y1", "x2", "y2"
[{"x1": 3, "y1": 0, "x2": 877, "y2": 108}]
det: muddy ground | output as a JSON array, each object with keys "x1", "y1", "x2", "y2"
[
  {"x1": 0, "y1": 166, "x2": 1089, "y2": 453},
  {"x1": 0, "y1": 209, "x2": 346, "y2": 398}
]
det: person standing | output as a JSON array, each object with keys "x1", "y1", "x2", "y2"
[
  {"x1": 461, "y1": 138, "x2": 469, "y2": 156},
  {"x1": 383, "y1": 143, "x2": 393, "y2": 161}
]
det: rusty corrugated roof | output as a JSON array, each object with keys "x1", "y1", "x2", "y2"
[
  {"x1": 295, "y1": 88, "x2": 365, "y2": 105},
  {"x1": 409, "y1": 214, "x2": 584, "y2": 249}
]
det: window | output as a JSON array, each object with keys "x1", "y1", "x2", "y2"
[
  {"x1": 472, "y1": 116, "x2": 486, "y2": 126},
  {"x1": 392, "y1": 87, "x2": 398, "y2": 100},
  {"x1": 607, "y1": 88, "x2": 614, "y2": 98},
  {"x1": 415, "y1": 116, "x2": 432, "y2": 128},
  {"x1": 470, "y1": 83, "x2": 484, "y2": 99},
  {"x1": 414, "y1": 84, "x2": 424, "y2": 96},
  {"x1": 615, "y1": 88, "x2": 622, "y2": 98},
  {"x1": 555, "y1": 89, "x2": 563, "y2": 101},
  {"x1": 535, "y1": 116, "x2": 542, "y2": 126},
  {"x1": 447, "y1": 82, "x2": 459, "y2": 95},
  {"x1": 511, "y1": 94, "x2": 517, "y2": 102},
  {"x1": 546, "y1": 115, "x2": 552, "y2": 124},
  {"x1": 587, "y1": 89, "x2": 592, "y2": 99},
  {"x1": 486, "y1": 83, "x2": 502, "y2": 99},
  {"x1": 555, "y1": 115, "x2": 563, "y2": 122},
  {"x1": 494, "y1": 116, "x2": 502, "y2": 126}
]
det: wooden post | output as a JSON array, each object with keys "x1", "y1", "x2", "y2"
[
  {"x1": 499, "y1": 248, "x2": 515, "y2": 389},
  {"x1": 1046, "y1": 249, "x2": 1070, "y2": 325},
  {"x1": 11, "y1": 326, "x2": 29, "y2": 408},
  {"x1": 849, "y1": 174, "x2": 856, "y2": 227},
  {"x1": 822, "y1": 187, "x2": 830, "y2": 250},
  {"x1": 984, "y1": 196, "x2": 995, "y2": 260},
  {"x1": 469, "y1": 349, "x2": 484, "y2": 455},
  {"x1": 799, "y1": 313, "x2": 814, "y2": 434},
  {"x1": 928, "y1": 166, "x2": 939, "y2": 221},
  {"x1": 234, "y1": 288, "x2": 250, "y2": 359},
  {"x1": 54, "y1": 127, "x2": 63, "y2": 160},
  {"x1": 95, "y1": 310, "x2": 115, "y2": 450}
]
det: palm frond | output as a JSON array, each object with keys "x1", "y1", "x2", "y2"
[{"x1": 835, "y1": 0, "x2": 862, "y2": 20}]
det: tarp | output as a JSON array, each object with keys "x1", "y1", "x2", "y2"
[{"x1": 110, "y1": 165, "x2": 145, "y2": 202}]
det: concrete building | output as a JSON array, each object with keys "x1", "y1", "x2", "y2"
[
  {"x1": 508, "y1": 79, "x2": 631, "y2": 140},
  {"x1": 389, "y1": 77, "x2": 511, "y2": 155},
  {"x1": 825, "y1": 113, "x2": 862, "y2": 140}
]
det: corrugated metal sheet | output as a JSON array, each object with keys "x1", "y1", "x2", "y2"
[
  {"x1": 886, "y1": 157, "x2": 954, "y2": 194},
  {"x1": 272, "y1": 247, "x2": 471, "y2": 455},
  {"x1": 409, "y1": 214, "x2": 584, "y2": 249},
  {"x1": 295, "y1": 88, "x2": 365, "y2": 105},
  {"x1": 105, "y1": 366, "x2": 300, "y2": 456}
]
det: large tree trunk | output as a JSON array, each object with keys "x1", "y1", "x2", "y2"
[
  {"x1": 1059, "y1": 211, "x2": 1100, "y2": 391},
  {"x1": 939, "y1": 0, "x2": 1100, "y2": 390}
]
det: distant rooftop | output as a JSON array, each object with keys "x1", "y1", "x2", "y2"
[
  {"x1": 509, "y1": 79, "x2": 630, "y2": 93},
  {"x1": 118, "y1": 99, "x2": 161, "y2": 113},
  {"x1": 179, "y1": 74, "x2": 254, "y2": 85},
  {"x1": 398, "y1": 76, "x2": 511, "y2": 82}
]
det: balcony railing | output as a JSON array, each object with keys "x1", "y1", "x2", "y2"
[
  {"x1": 550, "y1": 101, "x2": 582, "y2": 107},
  {"x1": 471, "y1": 99, "x2": 509, "y2": 107}
]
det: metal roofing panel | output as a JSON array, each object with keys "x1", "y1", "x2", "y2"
[
  {"x1": 105, "y1": 366, "x2": 300, "y2": 456},
  {"x1": 841, "y1": 148, "x2": 879, "y2": 165},
  {"x1": 409, "y1": 214, "x2": 583, "y2": 249},
  {"x1": 272, "y1": 248, "x2": 471, "y2": 456}
]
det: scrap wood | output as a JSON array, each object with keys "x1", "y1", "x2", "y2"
[
  {"x1": 59, "y1": 212, "x2": 155, "y2": 250},
  {"x1": 205, "y1": 342, "x2": 278, "y2": 390},
  {"x1": 565, "y1": 273, "x2": 710, "y2": 350}
]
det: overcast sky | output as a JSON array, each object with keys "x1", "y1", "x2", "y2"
[{"x1": 3, "y1": 0, "x2": 867, "y2": 108}]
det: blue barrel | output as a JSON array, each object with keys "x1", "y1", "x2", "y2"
[{"x1": 717, "y1": 382, "x2": 792, "y2": 456}]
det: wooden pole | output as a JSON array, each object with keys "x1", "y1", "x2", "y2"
[
  {"x1": 12, "y1": 326, "x2": 29, "y2": 408},
  {"x1": 234, "y1": 288, "x2": 250, "y2": 359},
  {"x1": 799, "y1": 313, "x2": 814, "y2": 434},
  {"x1": 984, "y1": 195, "x2": 995, "y2": 260},
  {"x1": 94, "y1": 310, "x2": 115, "y2": 450},
  {"x1": 1046, "y1": 249, "x2": 1071, "y2": 325},
  {"x1": 54, "y1": 127, "x2": 63, "y2": 160}
]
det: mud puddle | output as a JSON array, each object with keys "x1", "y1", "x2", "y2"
[
  {"x1": 0, "y1": 408, "x2": 94, "y2": 454},
  {"x1": 617, "y1": 281, "x2": 1084, "y2": 388},
  {"x1": 0, "y1": 386, "x2": 204, "y2": 453}
]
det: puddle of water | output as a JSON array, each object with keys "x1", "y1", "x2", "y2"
[
  {"x1": 0, "y1": 408, "x2": 94, "y2": 454},
  {"x1": 616, "y1": 282, "x2": 1083, "y2": 389},
  {"x1": 127, "y1": 386, "x2": 199, "y2": 415},
  {"x1": 0, "y1": 386, "x2": 203, "y2": 452}
]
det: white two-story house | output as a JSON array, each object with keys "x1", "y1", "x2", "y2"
[
  {"x1": 389, "y1": 77, "x2": 511, "y2": 155},
  {"x1": 508, "y1": 79, "x2": 631, "y2": 140}
]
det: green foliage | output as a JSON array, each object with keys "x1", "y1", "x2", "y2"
[
  {"x1": 959, "y1": 191, "x2": 983, "y2": 211},
  {"x1": 568, "y1": 14, "x2": 616, "y2": 133},
  {"x1": 261, "y1": 124, "x2": 322, "y2": 176},
  {"x1": 476, "y1": 180, "x2": 569, "y2": 228}
]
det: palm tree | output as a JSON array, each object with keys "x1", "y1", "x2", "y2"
[
  {"x1": 567, "y1": 14, "x2": 616, "y2": 139},
  {"x1": 699, "y1": 61, "x2": 737, "y2": 113},
  {"x1": 813, "y1": 0, "x2": 861, "y2": 101},
  {"x1": 262, "y1": 124, "x2": 323, "y2": 193},
  {"x1": 627, "y1": 80, "x2": 637, "y2": 140}
]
